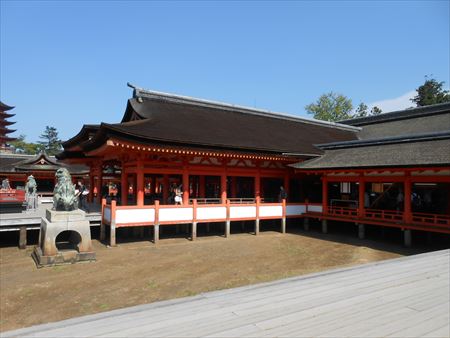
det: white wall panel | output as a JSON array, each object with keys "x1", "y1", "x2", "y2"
[
  {"x1": 259, "y1": 206, "x2": 283, "y2": 217},
  {"x1": 159, "y1": 208, "x2": 193, "y2": 222},
  {"x1": 307, "y1": 205, "x2": 323, "y2": 212},
  {"x1": 197, "y1": 207, "x2": 227, "y2": 221},
  {"x1": 103, "y1": 207, "x2": 111, "y2": 223},
  {"x1": 286, "y1": 205, "x2": 306, "y2": 216},
  {"x1": 230, "y1": 206, "x2": 256, "y2": 219},
  {"x1": 116, "y1": 208, "x2": 155, "y2": 224}
]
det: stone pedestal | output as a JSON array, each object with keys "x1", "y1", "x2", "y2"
[{"x1": 32, "y1": 209, "x2": 95, "y2": 267}]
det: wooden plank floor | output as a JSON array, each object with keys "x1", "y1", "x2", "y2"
[
  {"x1": 3, "y1": 250, "x2": 449, "y2": 338},
  {"x1": 0, "y1": 203, "x2": 101, "y2": 229}
]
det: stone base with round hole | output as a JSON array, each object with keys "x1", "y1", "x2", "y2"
[{"x1": 32, "y1": 209, "x2": 96, "y2": 267}]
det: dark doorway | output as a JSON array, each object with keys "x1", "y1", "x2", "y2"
[{"x1": 55, "y1": 230, "x2": 82, "y2": 252}]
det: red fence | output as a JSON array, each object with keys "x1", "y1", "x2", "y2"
[{"x1": 320, "y1": 206, "x2": 450, "y2": 233}]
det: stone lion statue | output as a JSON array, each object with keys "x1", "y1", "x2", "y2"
[
  {"x1": 53, "y1": 168, "x2": 78, "y2": 211},
  {"x1": 25, "y1": 175, "x2": 37, "y2": 197},
  {"x1": 25, "y1": 175, "x2": 38, "y2": 210}
]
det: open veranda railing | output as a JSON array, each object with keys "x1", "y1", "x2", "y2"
[
  {"x1": 101, "y1": 200, "x2": 449, "y2": 233},
  {"x1": 101, "y1": 198, "x2": 320, "y2": 228}
]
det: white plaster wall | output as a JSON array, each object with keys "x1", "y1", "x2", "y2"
[
  {"x1": 103, "y1": 207, "x2": 111, "y2": 223},
  {"x1": 159, "y1": 208, "x2": 193, "y2": 222},
  {"x1": 286, "y1": 205, "x2": 306, "y2": 216},
  {"x1": 197, "y1": 207, "x2": 227, "y2": 221},
  {"x1": 307, "y1": 205, "x2": 323, "y2": 212},
  {"x1": 259, "y1": 206, "x2": 283, "y2": 217},
  {"x1": 230, "y1": 206, "x2": 256, "y2": 219},
  {"x1": 116, "y1": 209, "x2": 155, "y2": 224}
]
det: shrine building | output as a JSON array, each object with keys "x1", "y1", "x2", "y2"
[{"x1": 58, "y1": 84, "x2": 450, "y2": 246}]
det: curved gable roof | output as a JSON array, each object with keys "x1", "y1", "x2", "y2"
[{"x1": 102, "y1": 96, "x2": 359, "y2": 155}]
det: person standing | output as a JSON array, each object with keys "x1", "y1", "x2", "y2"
[
  {"x1": 278, "y1": 186, "x2": 288, "y2": 202},
  {"x1": 78, "y1": 181, "x2": 89, "y2": 212}
]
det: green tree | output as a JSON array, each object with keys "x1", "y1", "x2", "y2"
[
  {"x1": 370, "y1": 106, "x2": 383, "y2": 115},
  {"x1": 9, "y1": 135, "x2": 41, "y2": 155},
  {"x1": 354, "y1": 102, "x2": 369, "y2": 118},
  {"x1": 411, "y1": 77, "x2": 450, "y2": 107},
  {"x1": 38, "y1": 126, "x2": 62, "y2": 156},
  {"x1": 305, "y1": 92, "x2": 353, "y2": 122}
]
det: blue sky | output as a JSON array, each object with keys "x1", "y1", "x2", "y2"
[{"x1": 1, "y1": 0, "x2": 449, "y2": 142}]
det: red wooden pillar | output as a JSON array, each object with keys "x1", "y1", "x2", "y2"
[
  {"x1": 121, "y1": 169, "x2": 128, "y2": 206},
  {"x1": 182, "y1": 170, "x2": 189, "y2": 205},
  {"x1": 88, "y1": 165, "x2": 95, "y2": 203},
  {"x1": 322, "y1": 176, "x2": 328, "y2": 215},
  {"x1": 136, "y1": 162, "x2": 144, "y2": 206},
  {"x1": 404, "y1": 175, "x2": 412, "y2": 223},
  {"x1": 163, "y1": 174, "x2": 169, "y2": 204},
  {"x1": 358, "y1": 176, "x2": 365, "y2": 217},
  {"x1": 150, "y1": 176, "x2": 155, "y2": 195},
  {"x1": 230, "y1": 176, "x2": 237, "y2": 198},
  {"x1": 95, "y1": 164, "x2": 103, "y2": 204},
  {"x1": 255, "y1": 173, "x2": 261, "y2": 199},
  {"x1": 199, "y1": 175, "x2": 206, "y2": 198},
  {"x1": 284, "y1": 174, "x2": 290, "y2": 202},
  {"x1": 221, "y1": 173, "x2": 227, "y2": 204}
]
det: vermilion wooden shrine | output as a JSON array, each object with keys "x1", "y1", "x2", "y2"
[{"x1": 59, "y1": 85, "x2": 450, "y2": 246}]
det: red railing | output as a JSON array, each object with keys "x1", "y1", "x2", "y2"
[
  {"x1": 412, "y1": 212, "x2": 450, "y2": 229},
  {"x1": 327, "y1": 206, "x2": 358, "y2": 217},
  {"x1": 363, "y1": 208, "x2": 404, "y2": 222},
  {"x1": 327, "y1": 206, "x2": 449, "y2": 231}
]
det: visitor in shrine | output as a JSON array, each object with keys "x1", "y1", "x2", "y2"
[
  {"x1": 278, "y1": 186, "x2": 288, "y2": 202},
  {"x1": 77, "y1": 181, "x2": 89, "y2": 212}
]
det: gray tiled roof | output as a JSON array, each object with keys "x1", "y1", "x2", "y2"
[
  {"x1": 0, "y1": 153, "x2": 88, "y2": 174},
  {"x1": 291, "y1": 137, "x2": 450, "y2": 169}
]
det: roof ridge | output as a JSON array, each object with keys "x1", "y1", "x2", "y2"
[
  {"x1": 127, "y1": 83, "x2": 361, "y2": 133},
  {"x1": 317, "y1": 130, "x2": 450, "y2": 150},
  {"x1": 340, "y1": 101, "x2": 450, "y2": 126}
]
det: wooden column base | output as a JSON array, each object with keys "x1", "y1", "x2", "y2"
[
  {"x1": 225, "y1": 221, "x2": 230, "y2": 238},
  {"x1": 191, "y1": 222, "x2": 197, "y2": 241},
  {"x1": 110, "y1": 221, "x2": 116, "y2": 247},
  {"x1": 321, "y1": 219, "x2": 328, "y2": 234},
  {"x1": 19, "y1": 226, "x2": 27, "y2": 249},
  {"x1": 154, "y1": 224, "x2": 160, "y2": 244},
  {"x1": 303, "y1": 218, "x2": 310, "y2": 231},
  {"x1": 281, "y1": 217, "x2": 286, "y2": 234}
]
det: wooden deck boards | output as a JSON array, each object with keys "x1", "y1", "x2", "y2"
[
  {"x1": 0, "y1": 203, "x2": 101, "y2": 230},
  {"x1": 3, "y1": 250, "x2": 449, "y2": 338}
]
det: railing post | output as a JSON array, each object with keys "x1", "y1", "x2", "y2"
[
  {"x1": 358, "y1": 176, "x2": 365, "y2": 218},
  {"x1": 121, "y1": 168, "x2": 128, "y2": 206},
  {"x1": 154, "y1": 200, "x2": 160, "y2": 244},
  {"x1": 110, "y1": 200, "x2": 117, "y2": 247},
  {"x1": 255, "y1": 196, "x2": 260, "y2": 235},
  {"x1": 281, "y1": 198, "x2": 286, "y2": 234},
  {"x1": 322, "y1": 176, "x2": 328, "y2": 215},
  {"x1": 225, "y1": 199, "x2": 231, "y2": 238},
  {"x1": 404, "y1": 175, "x2": 412, "y2": 224},
  {"x1": 221, "y1": 173, "x2": 227, "y2": 204},
  {"x1": 192, "y1": 199, "x2": 197, "y2": 241},
  {"x1": 137, "y1": 163, "x2": 144, "y2": 206},
  {"x1": 100, "y1": 198, "x2": 106, "y2": 242}
]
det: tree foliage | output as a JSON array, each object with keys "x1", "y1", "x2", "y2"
[
  {"x1": 38, "y1": 126, "x2": 62, "y2": 156},
  {"x1": 10, "y1": 135, "x2": 41, "y2": 155},
  {"x1": 370, "y1": 106, "x2": 382, "y2": 115},
  {"x1": 305, "y1": 92, "x2": 353, "y2": 122},
  {"x1": 411, "y1": 77, "x2": 450, "y2": 107},
  {"x1": 354, "y1": 102, "x2": 369, "y2": 118}
]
